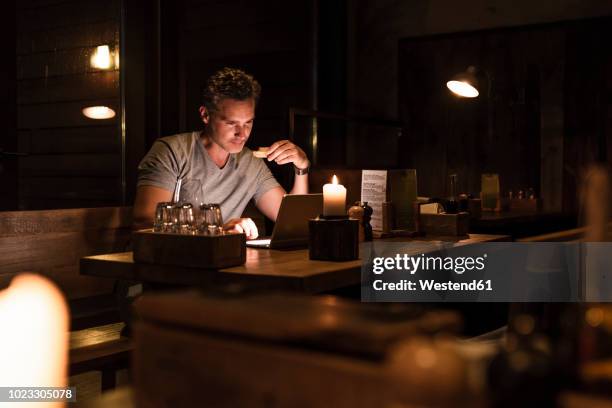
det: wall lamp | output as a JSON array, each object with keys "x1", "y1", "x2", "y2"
[
  {"x1": 446, "y1": 66, "x2": 480, "y2": 98},
  {"x1": 90, "y1": 45, "x2": 118, "y2": 70},
  {"x1": 82, "y1": 106, "x2": 116, "y2": 120}
]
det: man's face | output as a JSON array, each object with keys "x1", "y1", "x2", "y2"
[{"x1": 201, "y1": 98, "x2": 255, "y2": 154}]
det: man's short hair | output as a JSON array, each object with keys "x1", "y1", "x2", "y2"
[{"x1": 202, "y1": 67, "x2": 261, "y2": 114}]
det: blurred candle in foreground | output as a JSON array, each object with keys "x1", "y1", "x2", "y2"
[
  {"x1": 323, "y1": 175, "x2": 346, "y2": 217},
  {"x1": 0, "y1": 274, "x2": 69, "y2": 408}
]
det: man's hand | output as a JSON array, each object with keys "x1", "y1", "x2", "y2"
[
  {"x1": 266, "y1": 140, "x2": 309, "y2": 170},
  {"x1": 223, "y1": 218, "x2": 259, "y2": 239}
]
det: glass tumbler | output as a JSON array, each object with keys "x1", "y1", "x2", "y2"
[
  {"x1": 200, "y1": 203, "x2": 224, "y2": 235},
  {"x1": 174, "y1": 202, "x2": 195, "y2": 233},
  {"x1": 153, "y1": 202, "x2": 175, "y2": 232}
]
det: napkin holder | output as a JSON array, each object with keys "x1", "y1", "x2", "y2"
[
  {"x1": 133, "y1": 229, "x2": 246, "y2": 269},
  {"x1": 419, "y1": 213, "x2": 470, "y2": 236}
]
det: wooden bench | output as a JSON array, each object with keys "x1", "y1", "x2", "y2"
[
  {"x1": 0, "y1": 207, "x2": 134, "y2": 389},
  {"x1": 518, "y1": 222, "x2": 612, "y2": 242},
  {"x1": 70, "y1": 322, "x2": 133, "y2": 391},
  {"x1": 0, "y1": 206, "x2": 133, "y2": 324}
]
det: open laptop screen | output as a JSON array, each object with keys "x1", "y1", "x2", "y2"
[{"x1": 247, "y1": 193, "x2": 323, "y2": 249}]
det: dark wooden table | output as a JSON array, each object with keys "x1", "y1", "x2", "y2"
[{"x1": 80, "y1": 234, "x2": 510, "y2": 294}]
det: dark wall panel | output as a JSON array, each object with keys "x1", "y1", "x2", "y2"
[
  {"x1": 18, "y1": 99, "x2": 118, "y2": 129},
  {"x1": 0, "y1": 1, "x2": 17, "y2": 210},
  {"x1": 176, "y1": 0, "x2": 314, "y2": 155},
  {"x1": 18, "y1": 71, "x2": 119, "y2": 104},
  {"x1": 18, "y1": 126, "x2": 119, "y2": 154},
  {"x1": 16, "y1": 0, "x2": 121, "y2": 209},
  {"x1": 17, "y1": 0, "x2": 120, "y2": 31},
  {"x1": 17, "y1": 20, "x2": 118, "y2": 54},
  {"x1": 398, "y1": 18, "x2": 612, "y2": 214},
  {"x1": 19, "y1": 154, "x2": 121, "y2": 177},
  {"x1": 399, "y1": 27, "x2": 550, "y2": 199}
]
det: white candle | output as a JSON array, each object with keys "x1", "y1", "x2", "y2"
[
  {"x1": 323, "y1": 175, "x2": 347, "y2": 217},
  {"x1": 0, "y1": 274, "x2": 69, "y2": 408}
]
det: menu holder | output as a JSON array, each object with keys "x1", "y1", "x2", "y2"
[
  {"x1": 132, "y1": 229, "x2": 246, "y2": 269},
  {"x1": 361, "y1": 169, "x2": 418, "y2": 232}
]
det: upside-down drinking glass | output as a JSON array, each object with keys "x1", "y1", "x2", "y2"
[
  {"x1": 153, "y1": 202, "x2": 175, "y2": 232},
  {"x1": 200, "y1": 203, "x2": 223, "y2": 235},
  {"x1": 173, "y1": 202, "x2": 195, "y2": 234}
]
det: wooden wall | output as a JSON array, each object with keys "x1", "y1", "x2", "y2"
[
  {"x1": 563, "y1": 19, "x2": 612, "y2": 212},
  {"x1": 16, "y1": 0, "x2": 122, "y2": 210},
  {"x1": 11, "y1": 0, "x2": 314, "y2": 210},
  {"x1": 397, "y1": 18, "x2": 612, "y2": 214},
  {"x1": 346, "y1": 1, "x2": 612, "y2": 214},
  {"x1": 171, "y1": 0, "x2": 315, "y2": 179},
  {"x1": 0, "y1": 2, "x2": 17, "y2": 210},
  {"x1": 398, "y1": 26, "x2": 552, "y2": 200},
  {"x1": 347, "y1": 0, "x2": 612, "y2": 120}
]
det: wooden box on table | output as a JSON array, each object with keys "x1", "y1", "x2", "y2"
[
  {"x1": 308, "y1": 218, "x2": 359, "y2": 261},
  {"x1": 132, "y1": 229, "x2": 246, "y2": 269},
  {"x1": 420, "y1": 213, "x2": 470, "y2": 236}
]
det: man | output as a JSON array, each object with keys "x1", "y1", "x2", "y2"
[{"x1": 133, "y1": 67, "x2": 310, "y2": 238}]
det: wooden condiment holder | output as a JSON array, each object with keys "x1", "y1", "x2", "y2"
[
  {"x1": 133, "y1": 229, "x2": 246, "y2": 269},
  {"x1": 308, "y1": 216, "x2": 359, "y2": 261}
]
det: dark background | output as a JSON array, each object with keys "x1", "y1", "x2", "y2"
[{"x1": 3, "y1": 0, "x2": 612, "y2": 214}]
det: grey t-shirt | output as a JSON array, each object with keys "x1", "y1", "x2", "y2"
[{"x1": 137, "y1": 131, "x2": 281, "y2": 221}]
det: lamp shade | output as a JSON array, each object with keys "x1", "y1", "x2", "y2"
[
  {"x1": 446, "y1": 66, "x2": 479, "y2": 98},
  {"x1": 82, "y1": 106, "x2": 116, "y2": 119}
]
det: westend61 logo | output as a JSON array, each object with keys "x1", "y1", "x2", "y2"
[{"x1": 372, "y1": 253, "x2": 488, "y2": 275}]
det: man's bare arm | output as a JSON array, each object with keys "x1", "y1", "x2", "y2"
[
  {"x1": 265, "y1": 139, "x2": 309, "y2": 196},
  {"x1": 289, "y1": 173, "x2": 308, "y2": 195},
  {"x1": 132, "y1": 185, "x2": 173, "y2": 230},
  {"x1": 255, "y1": 186, "x2": 286, "y2": 222}
]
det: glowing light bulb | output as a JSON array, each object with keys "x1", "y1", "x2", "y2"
[
  {"x1": 446, "y1": 80, "x2": 479, "y2": 98},
  {"x1": 91, "y1": 45, "x2": 112, "y2": 69},
  {"x1": 82, "y1": 106, "x2": 116, "y2": 119}
]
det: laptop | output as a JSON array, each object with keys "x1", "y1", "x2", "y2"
[{"x1": 246, "y1": 193, "x2": 323, "y2": 249}]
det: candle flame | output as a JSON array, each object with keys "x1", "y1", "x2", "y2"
[
  {"x1": 332, "y1": 175, "x2": 338, "y2": 185},
  {"x1": 0, "y1": 274, "x2": 69, "y2": 392}
]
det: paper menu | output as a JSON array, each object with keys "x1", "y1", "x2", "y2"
[{"x1": 361, "y1": 170, "x2": 387, "y2": 231}]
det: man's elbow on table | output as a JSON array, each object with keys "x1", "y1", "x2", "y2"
[{"x1": 132, "y1": 185, "x2": 173, "y2": 230}]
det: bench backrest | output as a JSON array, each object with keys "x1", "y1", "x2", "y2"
[{"x1": 0, "y1": 207, "x2": 132, "y2": 299}]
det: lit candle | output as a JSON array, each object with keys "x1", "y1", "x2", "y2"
[
  {"x1": 323, "y1": 175, "x2": 347, "y2": 217},
  {"x1": 0, "y1": 274, "x2": 69, "y2": 407}
]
